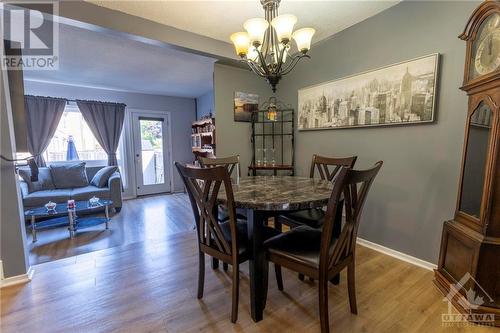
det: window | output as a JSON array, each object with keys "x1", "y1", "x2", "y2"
[
  {"x1": 44, "y1": 105, "x2": 108, "y2": 163},
  {"x1": 16, "y1": 103, "x2": 128, "y2": 188}
]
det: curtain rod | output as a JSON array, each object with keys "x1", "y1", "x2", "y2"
[
  {"x1": 65, "y1": 99, "x2": 126, "y2": 107},
  {"x1": 24, "y1": 95, "x2": 125, "y2": 106}
]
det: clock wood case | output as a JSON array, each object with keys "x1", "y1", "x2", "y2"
[{"x1": 434, "y1": 1, "x2": 500, "y2": 327}]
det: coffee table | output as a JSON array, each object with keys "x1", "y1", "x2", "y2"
[{"x1": 24, "y1": 199, "x2": 113, "y2": 242}]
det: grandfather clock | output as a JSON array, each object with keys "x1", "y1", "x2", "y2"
[{"x1": 434, "y1": 0, "x2": 500, "y2": 326}]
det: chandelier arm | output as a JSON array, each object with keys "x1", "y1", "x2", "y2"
[
  {"x1": 257, "y1": 49, "x2": 272, "y2": 77},
  {"x1": 274, "y1": 45, "x2": 288, "y2": 74},
  {"x1": 242, "y1": 58, "x2": 262, "y2": 76},
  {"x1": 247, "y1": 60, "x2": 267, "y2": 77},
  {"x1": 281, "y1": 54, "x2": 310, "y2": 76},
  {"x1": 279, "y1": 54, "x2": 301, "y2": 74}
]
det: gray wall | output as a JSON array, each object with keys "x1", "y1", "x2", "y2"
[
  {"x1": 24, "y1": 80, "x2": 196, "y2": 194},
  {"x1": 1, "y1": 64, "x2": 29, "y2": 278},
  {"x1": 214, "y1": 64, "x2": 272, "y2": 172},
  {"x1": 275, "y1": 0, "x2": 479, "y2": 263},
  {"x1": 196, "y1": 90, "x2": 214, "y2": 119}
]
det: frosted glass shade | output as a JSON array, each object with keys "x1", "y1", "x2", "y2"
[
  {"x1": 244, "y1": 18, "x2": 269, "y2": 46},
  {"x1": 292, "y1": 27, "x2": 315, "y2": 52},
  {"x1": 271, "y1": 14, "x2": 297, "y2": 43},
  {"x1": 230, "y1": 32, "x2": 250, "y2": 57}
]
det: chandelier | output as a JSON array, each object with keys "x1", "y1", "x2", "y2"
[{"x1": 230, "y1": 0, "x2": 315, "y2": 92}]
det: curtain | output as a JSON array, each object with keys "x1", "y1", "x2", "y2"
[
  {"x1": 76, "y1": 100, "x2": 126, "y2": 166},
  {"x1": 24, "y1": 95, "x2": 67, "y2": 167}
]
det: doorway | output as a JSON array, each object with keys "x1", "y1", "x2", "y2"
[{"x1": 131, "y1": 112, "x2": 172, "y2": 196}]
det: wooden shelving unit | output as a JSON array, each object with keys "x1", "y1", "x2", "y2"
[{"x1": 191, "y1": 117, "x2": 215, "y2": 160}]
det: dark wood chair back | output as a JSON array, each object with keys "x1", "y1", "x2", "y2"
[
  {"x1": 200, "y1": 155, "x2": 241, "y2": 177},
  {"x1": 309, "y1": 154, "x2": 358, "y2": 181},
  {"x1": 175, "y1": 162, "x2": 239, "y2": 260},
  {"x1": 320, "y1": 161, "x2": 383, "y2": 276}
]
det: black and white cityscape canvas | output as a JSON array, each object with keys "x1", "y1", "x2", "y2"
[{"x1": 298, "y1": 54, "x2": 439, "y2": 130}]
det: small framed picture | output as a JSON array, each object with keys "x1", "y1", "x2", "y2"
[{"x1": 234, "y1": 91, "x2": 259, "y2": 122}]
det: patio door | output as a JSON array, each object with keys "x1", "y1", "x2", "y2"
[{"x1": 132, "y1": 112, "x2": 171, "y2": 196}]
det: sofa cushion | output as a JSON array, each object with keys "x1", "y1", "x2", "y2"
[
  {"x1": 49, "y1": 162, "x2": 89, "y2": 189},
  {"x1": 18, "y1": 167, "x2": 55, "y2": 193},
  {"x1": 85, "y1": 166, "x2": 103, "y2": 180},
  {"x1": 70, "y1": 186, "x2": 110, "y2": 201},
  {"x1": 90, "y1": 166, "x2": 118, "y2": 188},
  {"x1": 23, "y1": 189, "x2": 72, "y2": 208}
]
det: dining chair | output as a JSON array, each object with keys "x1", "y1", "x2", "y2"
[
  {"x1": 265, "y1": 161, "x2": 383, "y2": 333},
  {"x1": 175, "y1": 162, "x2": 280, "y2": 323},
  {"x1": 199, "y1": 155, "x2": 246, "y2": 271},
  {"x1": 278, "y1": 154, "x2": 357, "y2": 229},
  {"x1": 278, "y1": 154, "x2": 357, "y2": 281},
  {"x1": 199, "y1": 155, "x2": 241, "y2": 178}
]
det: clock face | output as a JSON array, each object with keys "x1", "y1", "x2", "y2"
[
  {"x1": 471, "y1": 13, "x2": 500, "y2": 78},
  {"x1": 475, "y1": 29, "x2": 500, "y2": 75}
]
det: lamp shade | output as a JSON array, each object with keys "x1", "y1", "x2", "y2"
[
  {"x1": 271, "y1": 14, "x2": 297, "y2": 43},
  {"x1": 244, "y1": 18, "x2": 269, "y2": 46},
  {"x1": 230, "y1": 32, "x2": 250, "y2": 57},
  {"x1": 292, "y1": 27, "x2": 315, "y2": 53}
]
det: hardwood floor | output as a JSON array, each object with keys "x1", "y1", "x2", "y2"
[
  {"x1": 3, "y1": 194, "x2": 496, "y2": 332},
  {"x1": 28, "y1": 193, "x2": 193, "y2": 264}
]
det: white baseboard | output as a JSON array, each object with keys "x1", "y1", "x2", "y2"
[
  {"x1": 357, "y1": 237, "x2": 437, "y2": 271},
  {"x1": 1, "y1": 266, "x2": 34, "y2": 288}
]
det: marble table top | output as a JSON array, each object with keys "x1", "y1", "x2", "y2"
[{"x1": 217, "y1": 176, "x2": 333, "y2": 211}]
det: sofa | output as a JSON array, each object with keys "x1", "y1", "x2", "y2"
[{"x1": 18, "y1": 163, "x2": 122, "y2": 212}]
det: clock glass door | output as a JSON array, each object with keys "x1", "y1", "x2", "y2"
[{"x1": 459, "y1": 102, "x2": 492, "y2": 218}]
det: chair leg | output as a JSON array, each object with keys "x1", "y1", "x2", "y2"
[
  {"x1": 231, "y1": 264, "x2": 240, "y2": 323},
  {"x1": 274, "y1": 264, "x2": 284, "y2": 291},
  {"x1": 319, "y1": 278, "x2": 330, "y2": 333},
  {"x1": 262, "y1": 260, "x2": 270, "y2": 309},
  {"x1": 298, "y1": 273, "x2": 305, "y2": 281},
  {"x1": 212, "y1": 257, "x2": 219, "y2": 269},
  {"x1": 223, "y1": 262, "x2": 228, "y2": 271},
  {"x1": 347, "y1": 260, "x2": 358, "y2": 314},
  {"x1": 198, "y1": 252, "x2": 205, "y2": 299}
]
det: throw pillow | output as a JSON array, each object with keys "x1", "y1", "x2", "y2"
[
  {"x1": 90, "y1": 166, "x2": 118, "y2": 188},
  {"x1": 49, "y1": 162, "x2": 89, "y2": 189},
  {"x1": 18, "y1": 167, "x2": 55, "y2": 193}
]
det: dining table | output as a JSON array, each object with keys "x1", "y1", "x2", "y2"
[{"x1": 217, "y1": 175, "x2": 334, "y2": 322}]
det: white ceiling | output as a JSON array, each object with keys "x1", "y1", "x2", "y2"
[
  {"x1": 24, "y1": 23, "x2": 216, "y2": 98},
  {"x1": 90, "y1": 0, "x2": 400, "y2": 45},
  {"x1": 24, "y1": 1, "x2": 400, "y2": 98}
]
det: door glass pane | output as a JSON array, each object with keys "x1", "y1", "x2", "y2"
[
  {"x1": 140, "y1": 118, "x2": 164, "y2": 186},
  {"x1": 459, "y1": 102, "x2": 492, "y2": 218}
]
